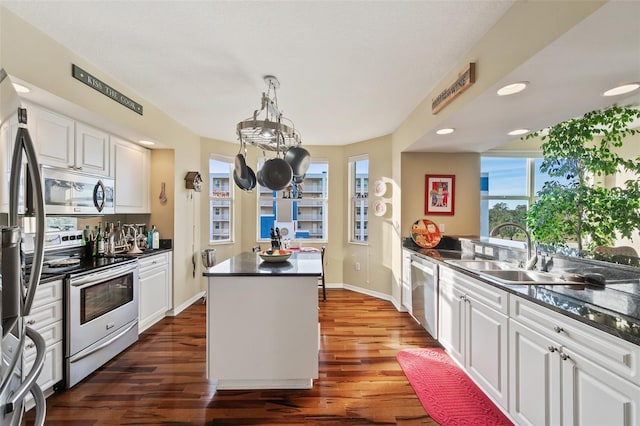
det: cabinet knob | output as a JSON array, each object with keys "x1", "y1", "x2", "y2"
[{"x1": 553, "y1": 326, "x2": 564, "y2": 333}]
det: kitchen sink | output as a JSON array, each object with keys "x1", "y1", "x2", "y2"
[
  {"x1": 446, "y1": 259, "x2": 517, "y2": 271},
  {"x1": 478, "y1": 269, "x2": 580, "y2": 285}
]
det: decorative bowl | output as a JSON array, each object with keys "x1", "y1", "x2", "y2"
[{"x1": 258, "y1": 249, "x2": 293, "y2": 263}]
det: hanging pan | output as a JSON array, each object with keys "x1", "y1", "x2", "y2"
[
  {"x1": 261, "y1": 157, "x2": 293, "y2": 191},
  {"x1": 284, "y1": 146, "x2": 311, "y2": 176},
  {"x1": 234, "y1": 142, "x2": 248, "y2": 180}
]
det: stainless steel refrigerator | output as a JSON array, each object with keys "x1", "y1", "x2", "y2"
[{"x1": 1, "y1": 101, "x2": 47, "y2": 423}]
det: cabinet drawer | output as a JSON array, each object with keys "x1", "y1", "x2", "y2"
[
  {"x1": 31, "y1": 280, "x2": 63, "y2": 310},
  {"x1": 24, "y1": 300, "x2": 63, "y2": 331},
  {"x1": 24, "y1": 320, "x2": 63, "y2": 359},
  {"x1": 25, "y1": 340, "x2": 63, "y2": 394},
  {"x1": 440, "y1": 267, "x2": 508, "y2": 314},
  {"x1": 511, "y1": 295, "x2": 640, "y2": 386},
  {"x1": 139, "y1": 252, "x2": 168, "y2": 272}
]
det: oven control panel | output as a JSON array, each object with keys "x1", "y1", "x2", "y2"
[{"x1": 22, "y1": 230, "x2": 84, "y2": 253}]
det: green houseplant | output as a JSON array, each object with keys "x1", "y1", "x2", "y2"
[{"x1": 524, "y1": 105, "x2": 640, "y2": 251}]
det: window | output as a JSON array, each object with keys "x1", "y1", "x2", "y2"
[
  {"x1": 209, "y1": 156, "x2": 233, "y2": 242},
  {"x1": 480, "y1": 156, "x2": 570, "y2": 239},
  {"x1": 349, "y1": 155, "x2": 368, "y2": 243},
  {"x1": 257, "y1": 160, "x2": 328, "y2": 242}
]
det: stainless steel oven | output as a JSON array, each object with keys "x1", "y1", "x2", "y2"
[
  {"x1": 66, "y1": 261, "x2": 138, "y2": 388},
  {"x1": 41, "y1": 166, "x2": 114, "y2": 215}
]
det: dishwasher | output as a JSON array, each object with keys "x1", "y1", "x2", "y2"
[{"x1": 410, "y1": 254, "x2": 439, "y2": 338}]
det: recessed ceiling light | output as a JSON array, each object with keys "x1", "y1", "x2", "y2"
[
  {"x1": 436, "y1": 128, "x2": 455, "y2": 135},
  {"x1": 497, "y1": 82, "x2": 528, "y2": 96},
  {"x1": 139, "y1": 140, "x2": 155, "y2": 146},
  {"x1": 12, "y1": 83, "x2": 30, "y2": 93},
  {"x1": 603, "y1": 83, "x2": 640, "y2": 97},
  {"x1": 508, "y1": 129, "x2": 529, "y2": 136}
]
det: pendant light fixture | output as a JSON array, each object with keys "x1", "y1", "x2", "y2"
[{"x1": 235, "y1": 75, "x2": 310, "y2": 191}]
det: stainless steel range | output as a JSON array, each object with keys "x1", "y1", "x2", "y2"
[
  {"x1": 66, "y1": 260, "x2": 138, "y2": 388},
  {"x1": 23, "y1": 230, "x2": 139, "y2": 388}
]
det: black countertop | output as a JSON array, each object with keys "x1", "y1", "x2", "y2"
[
  {"x1": 203, "y1": 251, "x2": 322, "y2": 277},
  {"x1": 403, "y1": 241, "x2": 640, "y2": 346},
  {"x1": 31, "y1": 248, "x2": 173, "y2": 283}
]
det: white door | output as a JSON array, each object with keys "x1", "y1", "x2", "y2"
[
  {"x1": 465, "y1": 295, "x2": 509, "y2": 409},
  {"x1": 509, "y1": 319, "x2": 562, "y2": 426},
  {"x1": 438, "y1": 279, "x2": 464, "y2": 364},
  {"x1": 562, "y1": 347, "x2": 639, "y2": 426},
  {"x1": 75, "y1": 122, "x2": 109, "y2": 175}
]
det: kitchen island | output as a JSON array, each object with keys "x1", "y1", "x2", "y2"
[{"x1": 203, "y1": 251, "x2": 322, "y2": 389}]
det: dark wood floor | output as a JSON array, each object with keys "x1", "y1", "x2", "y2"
[{"x1": 28, "y1": 289, "x2": 441, "y2": 425}]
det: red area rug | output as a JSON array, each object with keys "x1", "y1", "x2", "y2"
[{"x1": 397, "y1": 348, "x2": 513, "y2": 426}]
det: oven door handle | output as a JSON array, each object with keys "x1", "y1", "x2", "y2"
[
  {"x1": 69, "y1": 320, "x2": 138, "y2": 363},
  {"x1": 70, "y1": 263, "x2": 138, "y2": 287}
]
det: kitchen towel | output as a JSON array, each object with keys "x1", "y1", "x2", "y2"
[{"x1": 397, "y1": 347, "x2": 513, "y2": 426}]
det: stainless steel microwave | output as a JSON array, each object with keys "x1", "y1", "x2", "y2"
[{"x1": 41, "y1": 167, "x2": 114, "y2": 215}]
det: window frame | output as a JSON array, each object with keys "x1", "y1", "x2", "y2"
[
  {"x1": 256, "y1": 158, "x2": 329, "y2": 243},
  {"x1": 208, "y1": 154, "x2": 234, "y2": 244},
  {"x1": 480, "y1": 153, "x2": 548, "y2": 238},
  {"x1": 349, "y1": 154, "x2": 369, "y2": 245}
]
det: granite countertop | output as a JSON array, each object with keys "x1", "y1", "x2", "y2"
[
  {"x1": 203, "y1": 251, "x2": 323, "y2": 277},
  {"x1": 403, "y1": 241, "x2": 640, "y2": 346},
  {"x1": 33, "y1": 248, "x2": 173, "y2": 283}
]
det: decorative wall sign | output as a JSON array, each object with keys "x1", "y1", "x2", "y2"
[
  {"x1": 72, "y1": 64, "x2": 143, "y2": 115},
  {"x1": 425, "y1": 174, "x2": 455, "y2": 215},
  {"x1": 431, "y1": 63, "x2": 475, "y2": 114}
]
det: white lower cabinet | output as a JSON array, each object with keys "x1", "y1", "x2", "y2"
[
  {"x1": 509, "y1": 295, "x2": 639, "y2": 426},
  {"x1": 24, "y1": 279, "x2": 64, "y2": 408},
  {"x1": 401, "y1": 249, "x2": 412, "y2": 312},
  {"x1": 138, "y1": 252, "x2": 172, "y2": 333},
  {"x1": 438, "y1": 267, "x2": 509, "y2": 410}
]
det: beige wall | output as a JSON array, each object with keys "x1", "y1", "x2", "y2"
[
  {"x1": 1, "y1": 8, "x2": 202, "y2": 311},
  {"x1": 401, "y1": 152, "x2": 481, "y2": 239},
  {"x1": 343, "y1": 135, "x2": 393, "y2": 295}
]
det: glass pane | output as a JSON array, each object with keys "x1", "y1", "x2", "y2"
[
  {"x1": 295, "y1": 200, "x2": 324, "y2": 240},
  {"x1": 487, "y1": 200, "x2": 528, "y2": 240},
  {"x1": 481, "y1": 157, "x2": 527, "y2": 196},
  {"x1": 353, "y1": 159, "x2": 369, "y2": 198},
  {"x1": 210, "y1": 199, "x2": 231, "y2": 240},
  {"x1": 209, "y1": 157, "x2": 232, "y2": 242},
  {"x1": 534, "y1": 158, "x2": 573, "y2": 194},
  {"x1": 352, "y1": 198, "x2": 368, "y2": 242}
]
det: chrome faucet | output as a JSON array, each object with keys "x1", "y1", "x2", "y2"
[{"x1": 489, "y1": 222, "x2": 538, "y2": 270}]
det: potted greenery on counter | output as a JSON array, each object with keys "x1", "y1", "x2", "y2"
[{"x1": 524, "y1": 105, "x2": 640, "y2": 252}]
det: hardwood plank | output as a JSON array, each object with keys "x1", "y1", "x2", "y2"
[{"x1": 26, "y1": 289, "x2": 440, "y2": 425}]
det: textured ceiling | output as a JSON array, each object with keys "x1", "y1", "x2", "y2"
[{"x1": 2, "y1": 1, "x2": 639, "y2": 152}]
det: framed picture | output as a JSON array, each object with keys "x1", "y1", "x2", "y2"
[{"x1": 425, "y1": 174, "x2": 455, "y2": 215}]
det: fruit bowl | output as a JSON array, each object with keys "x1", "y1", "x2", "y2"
[{"x1": 258, "y1": 249, "x2": 292, "y2": 263}]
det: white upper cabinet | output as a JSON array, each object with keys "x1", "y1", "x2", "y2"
[
  {"x1": 30, "y1": 106, "x2": 74, "y2": 168},
  {"x1": 74, "y1": 122, "x2": 110, "y2": 175},
  {"x1": 28, "y1": 104, "x2": 110, "y2": 176},
  {"x1": 110, "y1": 135, "x2": 150, "y2": 213}
]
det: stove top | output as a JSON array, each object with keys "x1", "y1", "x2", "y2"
[{"x1": 23, "y1": 230, "x2": 136, "y2": 281}]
